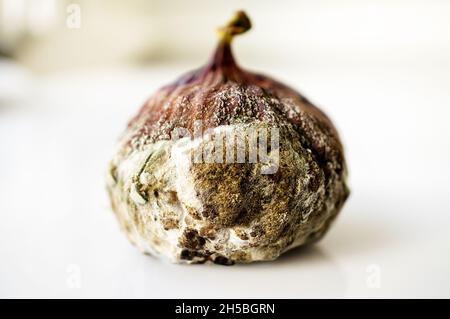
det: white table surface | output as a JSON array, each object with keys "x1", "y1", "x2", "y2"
[{"x1": 1, "y1": 61, "x2": 450, "y2": 298}]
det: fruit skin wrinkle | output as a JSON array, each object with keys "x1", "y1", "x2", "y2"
[{"x1": 106, "y1": 11, "x2": 349, "y2": 265}]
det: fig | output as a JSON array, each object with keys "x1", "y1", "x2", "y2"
[{"x1": 107, "y1": 11, "x2": 349, "y2": 264}]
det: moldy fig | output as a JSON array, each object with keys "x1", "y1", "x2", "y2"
[{"x1": 107, "y1": 11, "x2": 349, "y2": 264}]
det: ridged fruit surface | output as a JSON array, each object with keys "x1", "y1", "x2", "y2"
[{"x1": 107, "y1": 11, "x2": 349, "y2": 264}]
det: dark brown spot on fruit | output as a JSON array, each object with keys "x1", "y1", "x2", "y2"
[
  {"x1": 180, "y1": 229, "x2": 206, "y2": 250},
  {"x1": 213, "y1": 256, "x2": 234, "y2": 266}
]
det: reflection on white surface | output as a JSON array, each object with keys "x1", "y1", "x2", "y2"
[{"x1": 1, "y1": 60, "x2": 450, "y2": 298}]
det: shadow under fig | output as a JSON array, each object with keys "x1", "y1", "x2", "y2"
[{"x1": 322, "y1": 212, "x2": 400, "y2": 258}]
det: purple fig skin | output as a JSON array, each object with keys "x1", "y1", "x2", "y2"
[{"x1": 107, "y1": 11, "x2": 349, "y2": 264}]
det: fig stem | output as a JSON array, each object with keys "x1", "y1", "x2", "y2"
[{"x1": 217, "y1": 10, "x2": 252, "y2": 43}]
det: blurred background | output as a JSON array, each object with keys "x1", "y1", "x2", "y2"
[
  {"x1": 1, "y1": 0, "x2": 450, "y2": 298},
  {"x1": 2, "y1": 0, "x2": 450, "y2": 70}
]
